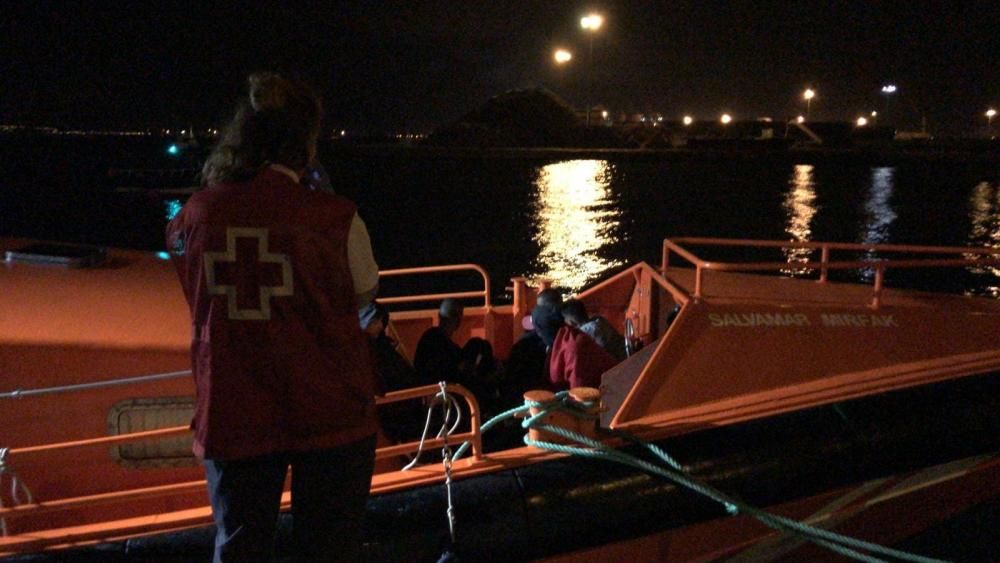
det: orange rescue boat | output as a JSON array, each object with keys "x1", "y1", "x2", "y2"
[{"x1": 1, "y1": 237, "x2": 999, "y2": 561}]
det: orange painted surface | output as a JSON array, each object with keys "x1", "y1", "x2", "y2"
[
  {"x1": 610, "y1": 267, "x2": 1000, "y2": 435},
  {"x1": 1, "y1": 240, "x2": 191, "y2": 350},
  {"x1": 3, "y1": 237, "x2": 999, "y2": 555}
]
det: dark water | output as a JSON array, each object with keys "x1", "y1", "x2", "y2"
[
  {"x1": 1, "y1": 136, "x2": 998, "y2": 559},
  {"x1": 1, "y1": 135, "x2": 998, "y2": 301}
]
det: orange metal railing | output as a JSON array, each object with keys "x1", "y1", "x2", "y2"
[
  {"x1": 0, "y1": 384, "x2": 482, "y2": 524},
  {"x1": 1, "y1": 262, "x2": 496, "y2": 548},
  {"x1": 376, "y1": 264, "x2": 492, "y2": 309},
  {"x1": 661, "y1": 237, "x2": 1000, "y2": 308}
]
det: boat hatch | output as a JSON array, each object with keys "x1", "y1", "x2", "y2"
[
  {"x1": 4, "y1": 242, "x2": 107, "y2": 268},
  {"x1": 107, "y1": 398, "x2": 196, "y2": 468}
]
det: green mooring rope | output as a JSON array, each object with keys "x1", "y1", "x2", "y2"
[{"x1": 450, "y1": 393, "x2": 948, "y2": 563}]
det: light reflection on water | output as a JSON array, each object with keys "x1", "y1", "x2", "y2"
[
  {"x1": 967, "y1": 181, "x2": 1000, "y2": 297},
  {"x1": 527, "y1": 159, "x2": 624, "y2": 293},
  {"x1": 143, "y1": 157, "x2": 998, "y2": 300},
  {"x1": 861, "y1": 168, "x2": 897, "y2": 245},
  {"x1": 781, "y1": 164, "x2": 818, "y2": 274},
  {"x1": 858, "y1": 167, "x2": 897, "y2": 282}
]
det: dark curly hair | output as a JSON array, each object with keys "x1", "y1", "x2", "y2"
[{"x1": 201, "y1": 72, "x2": 322, "y2": 186}]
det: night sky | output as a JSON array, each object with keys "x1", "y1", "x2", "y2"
[{"x1": 2, "y1": 1, "x2": 998, "y2": 135}]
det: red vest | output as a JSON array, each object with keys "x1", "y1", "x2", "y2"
[
  {"x1": 166, "y1": 168, "x2": 376, "y2": 460},
  {"x1": 548, "y1": 325, "x2": 618, "y2": 391}
]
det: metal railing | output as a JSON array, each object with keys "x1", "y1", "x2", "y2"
[
  {"x1": 1, "y1": 261, "x2": 495, "y2": 534},
  {"x1": 0, "y1": 370, "x2": 192, "y2": 400},
  {"x1": 376, "y1": 264, "x2": 492, "y2": 309},
  {"x1": 0, "y1": 384, "x2": 482, "y2": 523},
  {"x1": 662, "y1": 237, "x2": 1000, "y2": 308}
]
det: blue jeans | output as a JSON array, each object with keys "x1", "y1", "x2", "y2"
[{"x1": 203, "y1": 435, "x2": 377, "y2": 562}]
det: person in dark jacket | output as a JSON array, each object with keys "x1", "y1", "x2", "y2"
[
  {"x1": 413, "y1": 298, "x2": 464, "y2": 385},
  {"x1": 166, "y1": 72, "x2": 378, "y2": 562},
  {"x1": 499, "y1": 300, "x2": 563, "y2": 407},
  {"x1": 360, "y1": 303, "x2": 422, "y2": 443}
]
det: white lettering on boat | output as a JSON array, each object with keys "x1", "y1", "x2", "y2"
[
  {"x1": 708, "y1": 313, "x2": 811, "y2": 327},
  {"x1": 820, "y1": 314, "x2": 897, "y2": 327},
  {"x1": 707, "y1": 312, "x2": 898, "y2": 328}
]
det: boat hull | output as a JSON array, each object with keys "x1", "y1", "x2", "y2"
[{"x1": 5, "y1": 370, "x2": 998, "y2": 561}]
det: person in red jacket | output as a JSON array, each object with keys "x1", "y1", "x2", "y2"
[
  {"x1": 548, "y1": 324, "x2": 618, "y2": 391},
  {"x1": 166, "y1": 72, "x2": 379, "y2": 562}
]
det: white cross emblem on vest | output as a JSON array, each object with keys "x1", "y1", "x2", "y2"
[{"x1": 204, "y1": 227, "x2": 294, "y2": 320}]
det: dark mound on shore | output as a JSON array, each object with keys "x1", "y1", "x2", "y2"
[{"x1": 425, "y1": 88, "x2": 627, "y2": 148}]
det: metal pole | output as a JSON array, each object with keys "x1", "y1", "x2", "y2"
[{"x1": 586, "y1": 35, "x2": 594, "y2": 128}]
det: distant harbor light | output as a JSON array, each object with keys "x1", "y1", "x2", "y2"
[
  {"x1": 580, "y1": 14, "x2": 603, "y2": 30},
  {"x1": 720, "y1": 113, "x2": 732, "y2": 124}
]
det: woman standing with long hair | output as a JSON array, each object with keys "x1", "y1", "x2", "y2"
[{"x1": 166, "y1": 72, "x2": 379, "y2": 562}]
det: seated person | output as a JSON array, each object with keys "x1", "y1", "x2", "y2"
[
  {"x1": 548, "y1": 322, "x2": 618, "y2": 392},
  {"x1": 498, "y1": 302, "x2": 563, "y2": 409},
  {"x1": 561, "y1": 298, "x2": 627, "y2": 361},
  {"x1": 413, "y1": 298, "x2": 464, "y2": 385},
  {"x1": 517, "y1": 287, "x2": 563, "y2": 337},
  {"x1": 360, "y1": 303, "x2": 422, "y2": 444},
  {"x1": 458, "y1": 337, "x2": 502, "y2": 419},
  {"x1": 537, "y1": 287, "x2": 563, "y2": 309}
]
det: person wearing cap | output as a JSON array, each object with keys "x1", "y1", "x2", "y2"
[
  {"x1": 413, "y1": 298, "x2": 465, "y2": 385},
  {"x1": 518, "y1": 288, "x2": 563, "y2": 334},
  {"x1": 498, "y1": 299, "x2": 562, "y2": 410}
]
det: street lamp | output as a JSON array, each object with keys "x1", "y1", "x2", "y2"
[
  {"x1": 803, "y1": 88, "x2": 815, "y2": 119},
  {"x1": 881, "y1": 84, "x2": 897, "y2": 121},
  {"x1": 580, "y1": 13, "x2": 603, "y2": 127},
  {"x1": 683, "y1": 115, "x2": 693, "y2": 126},
  {"x1": 553, "y1": 49, "x2": 572, "y2": 64},
  {"x1": 721, "y1": 113, "x2": 732, "y2": 125},
  {"x1": 987, "y1": 108, "x2": 997, "y2": 127},
  {"x1": 581, "y1": 14, "x2": 603, "y2": 30},
  {"x1": 856, "y1": 117, "x2": 868, "y2": 127}
]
